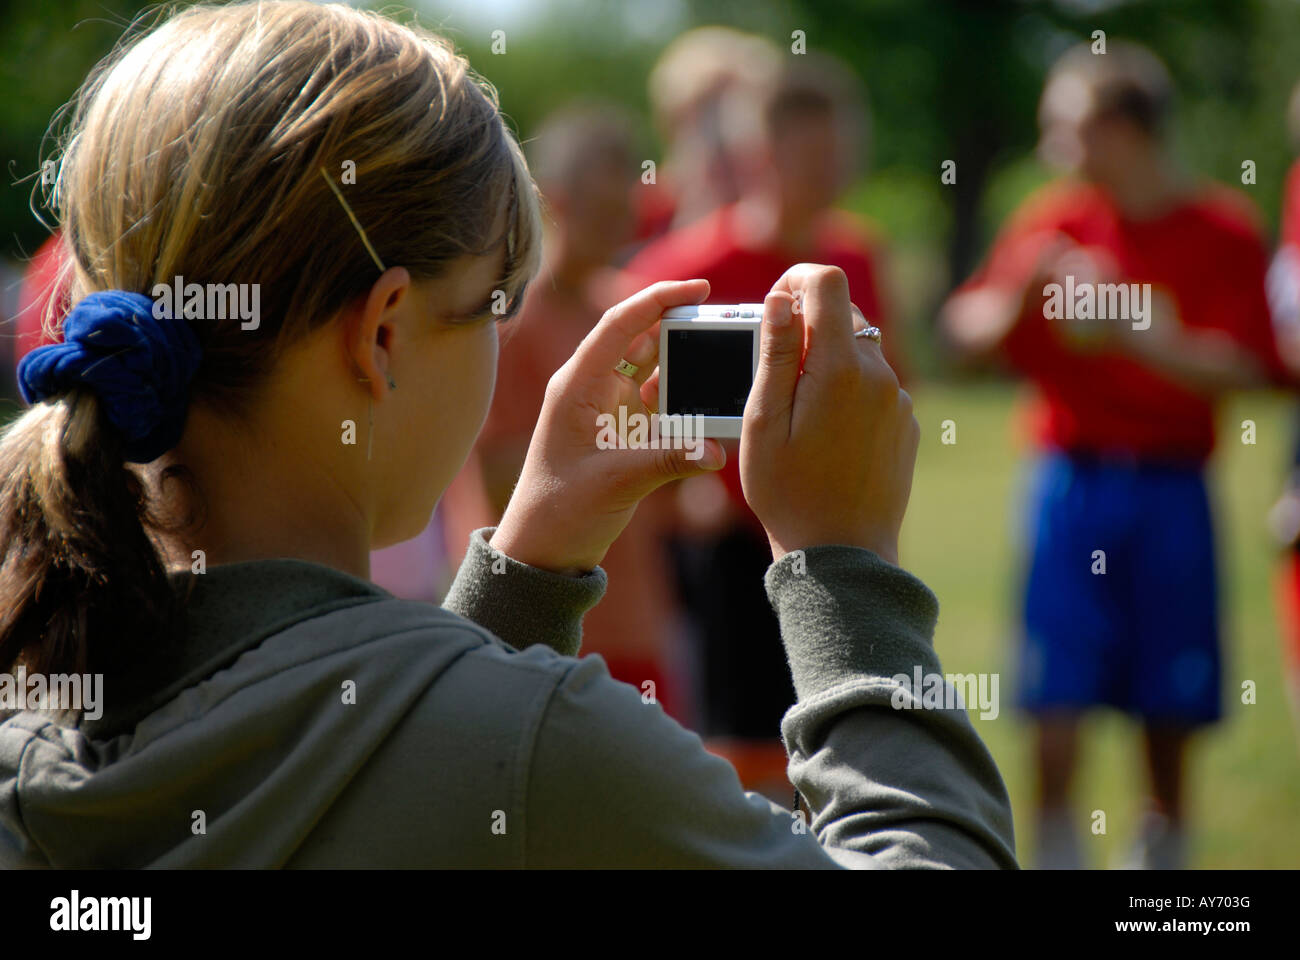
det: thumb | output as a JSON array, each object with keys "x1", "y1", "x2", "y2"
[
  {"x1": 744, "y1": 291, "x2": 804, "y2": 441},
  {"x1": 627, "y1": 436, "x2": 726, "y2": 493},
  {"x1": 616, "y1": 429, "x2": 725, "y2": 503},
  {"x1": 659, "y1": 436, "x2": 726, "y2": 477}
]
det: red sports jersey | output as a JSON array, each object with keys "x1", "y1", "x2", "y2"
[{"x1": 962, "y1": 180, "x2": 1286, "y2": 463}]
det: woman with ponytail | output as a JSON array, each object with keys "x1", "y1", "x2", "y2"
[{"x1": 0, "y1": 1, "x2": 1014, "y2": 869}]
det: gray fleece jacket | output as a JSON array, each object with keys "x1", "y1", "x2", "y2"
[{"x1": 0, "y1": 526, "x2": 1017, "y2": 868}]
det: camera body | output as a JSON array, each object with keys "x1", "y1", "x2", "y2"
[{"x1": 658, "y1": 305, "x2": 763, "y2": 439}]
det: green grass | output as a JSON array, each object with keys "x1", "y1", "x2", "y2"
[{"x1": 902, "y1": 381, "x2": 1300, "y2": 868}]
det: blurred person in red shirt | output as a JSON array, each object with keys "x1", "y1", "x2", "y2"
[
  {"x1": 942, "y1": 43, "x2": 1289, "y2": 869},
  {"x1": 634, "y1": 27, "x2": 781, "y2": 245},
  {"x1": 14, "y1": 232, "x2": 72, "y2": 364},
  {"x1": 468, "y1": 103, "x2": 693, "y2": 725},
  {"x1": 1263, "y1": 79, "x2": 1300, "y2": 753},
  {"x1": 625, "y1": 52, "x2": 901, "y2": 800}
]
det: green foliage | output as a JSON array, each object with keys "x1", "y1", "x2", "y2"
[{"x1": 0, "y1": 0, "x2": 144, "y2": 259}]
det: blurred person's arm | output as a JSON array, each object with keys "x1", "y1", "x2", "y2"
[
  {"x1": 941, "y1": 229, "x2": 1074, "y2": 364},
  {"x1": 1269, "y1": 245, "x2": 1300, "y2": 378},
  {"x1": 1106, "y1": 230, "x2": 1289, "y2": 394},
  {"x1": 1263, "y1": 245, "x2": 1300, "y2": 546},
  {"x1": 1105, "y1": 306, "x2": 1268, "y2": 393},
  {"x1": 941, "y1": 284, "x2": 1033, "y2": 360},
  {"x1": 671, "y1": 470, "x2": 738, "y2": 538}
]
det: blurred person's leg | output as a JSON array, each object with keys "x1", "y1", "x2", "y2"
[
  {"x1": 1116, "y1": 463, "x2": 1220, "y2": 869},
  {"x1": 1035, "y1": 713, "x2": 1083, "y2": 869},
  {"x1": 1270, "y1": 407, "x2": 1300, "y2": 743},
  {"x1": 1018, "y1": 452, "x2": 1129, "y2": 868},
  {"x1": 1120, "y1": 723, "x2": 1191, "y2": 870},
  {"x1": 670, "y1": 522, "x2": 794, "y2": 803},
  {"x1": 1277, "y1": 412, "x2": 1300, "y2": 744},
  {"x1": 1276, "y1": 546, "x2": 1300, "y2": 747},
  {"x1": 1142, "y1": 724, "x2": 1190, "y2": 823}
]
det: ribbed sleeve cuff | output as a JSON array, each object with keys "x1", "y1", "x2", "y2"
[
  {"x1": 764, "y1": 545, "x2": 941, "y2": 703},
  {"x1": 442, "y1": 526, "x2": 608, "y2": 657}
]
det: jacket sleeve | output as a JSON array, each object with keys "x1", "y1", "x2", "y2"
[
  {"x1": 523, "y1": 545, "x2": 1018, "y2": 869},
  {"x1": 442, "y1": 526, "x2": 606, "y2": 658}
]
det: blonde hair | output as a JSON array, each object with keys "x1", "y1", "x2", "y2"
[
  {"x1": 647, "y1": 27, "x2": 780, "y2": 141},
  {"x1": 1043, "y1": 41, "x2": 1173, "y2": 137},
  {"x1": 0, "y1": 1, "x2": 542, "y2": 681}
]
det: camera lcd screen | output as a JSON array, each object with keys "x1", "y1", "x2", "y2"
[{"x1": 665, "y1": 328, "x2": 753, "y2": 418}]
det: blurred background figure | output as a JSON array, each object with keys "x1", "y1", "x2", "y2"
[
  {"x1": 636, "y1": 27, "x2": 781, "y2": 245},
  {"x1": 1264, "y1": 78, "x2": 1300, "y2": 750},
  {"x1": 942, "y1": 43, "x2": 1290, "y2": 869},
  {"x1": 626, "y1": 46, "x2": 902, "y2": 801},
  {"x1": 13, "y1": 232, "x2": 70, "y2": 364},
  {"x1": 463, "y1": 103, "x2": 694, "y2": 725}
]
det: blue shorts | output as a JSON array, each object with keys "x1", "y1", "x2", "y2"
[{"x1": 1015, "y1": 451, "x2": 1223, "y2": 725}]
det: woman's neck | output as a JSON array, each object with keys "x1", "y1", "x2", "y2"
[{"x1": 149, "y1": 398, "x2": 372, "y2": 580}]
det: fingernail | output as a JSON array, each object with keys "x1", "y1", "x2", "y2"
[
  {"x1": 766, "y1": 296, "x2": 792, "y2": 329},
  {"x1": 699, "y1": 443, "x2": 724, "y2": 469}
]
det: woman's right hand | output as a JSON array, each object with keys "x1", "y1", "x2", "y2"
[{"x1": 740, "y1": 264, "x2": 919, "y2": 565}]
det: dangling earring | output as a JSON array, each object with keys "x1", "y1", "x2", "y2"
[
  {"x1": 357, "y1": 373, "x2": 398, "y2": 461},
  {"x1": 357, "y1": 377, "x2": 375, "y2": 461}
]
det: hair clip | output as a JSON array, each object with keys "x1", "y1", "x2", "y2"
[{"x1": 319, "y1": 167, "x2": 386, "y2": 273}]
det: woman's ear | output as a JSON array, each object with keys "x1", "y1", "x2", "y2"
[{"x1": 344, "y1": 266, "x2": 411, "y2": 400}]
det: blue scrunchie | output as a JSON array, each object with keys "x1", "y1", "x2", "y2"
[{"x1": 17, "y1": 290, "x2": 202, "y2": 463}]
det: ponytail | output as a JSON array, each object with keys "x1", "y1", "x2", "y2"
[{"x1": 0, "y1": 391, "x2": 179, "y2": 680}]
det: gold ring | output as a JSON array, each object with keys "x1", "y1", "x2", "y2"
[{"x1": 614, "y1": 358, "x2": 640, "y2": 377}]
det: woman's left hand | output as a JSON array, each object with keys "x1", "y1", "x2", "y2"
[{"x1": 490, "y1": 279, "x2": 727, "y2": 575}]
